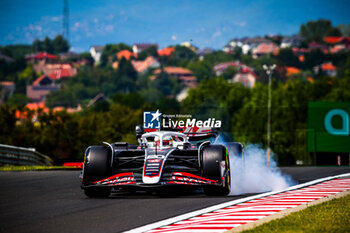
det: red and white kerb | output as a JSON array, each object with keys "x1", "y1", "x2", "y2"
[{"x1": 145, "y1": 178, "x2": 350, "y2": 233}]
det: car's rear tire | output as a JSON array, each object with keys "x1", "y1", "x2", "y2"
[
  {"x1": 82, "y1": 146, "x2": 112, "y2": 198},
  {"x1": 201, "y1": 145, "x2": 230, "y2": 196}
]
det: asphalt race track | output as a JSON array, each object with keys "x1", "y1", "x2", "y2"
[{"x1": 0, "y1": 167, "x2": 349, "y2": 233}]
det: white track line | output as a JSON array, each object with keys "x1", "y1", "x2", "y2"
[{"x1": 123, "y1": 173, "x2": 350, "y2": 233}]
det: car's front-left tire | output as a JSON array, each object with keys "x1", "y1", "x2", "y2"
[{"x1": 82, "y1": 146, "x2": 112, "y2": 198}]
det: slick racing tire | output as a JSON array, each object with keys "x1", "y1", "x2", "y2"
[
  {"x1": 201, "y1": 145, "x2": 230, "y2": 196},
  {"x1": 82, "y1": 146, "x2": 112, "y2": 198}
]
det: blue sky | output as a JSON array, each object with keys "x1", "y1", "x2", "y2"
[{"x1": 0, "y1": 0, "x2": 349, "y2": 52}]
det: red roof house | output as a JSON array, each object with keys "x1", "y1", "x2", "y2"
[
  {"x1": 286, "y1": 67, "x2": 301, "y2": 77},
  {"x1": 314, "y1": 62, "x2": 337, "y2": 77},
  {"x1": 231, "y1": 68, "x2": 258, "y2": 88},
  {"x1": 324, "y1": 37, "x2": 344, "y2": 44},
  {"x1": 158, "y1": 47, "x2": 175, "y2": 56},
  {"x1": 27, "y1": 75, "x2": 60, "y2": 102},
  {"x1": 132, "y1": 43, "x2": 158, "y2": 54},
  {"x1": 26, "y1": 52, "x2": 58, "y2": 61},
  {"x1": 131, "y1": 56, "x2": 160, "y2": 73},
  {"x1": 252, "y1": 42, "x2": 279, "y2": 58},
  {"x1": 153, "y1": 67, "x2": 198, "y2": 88},
  {"x1": 117, "y1": 50, "x2": 137, "y2": 60}
]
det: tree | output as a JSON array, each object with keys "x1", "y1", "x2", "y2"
[
  {"x1": 153, "y1": 70, "x2": 179, "y2": 96},
  {"x1": 114, "y1": 58, "x2": 138, "y2": 93},
  {"x1": 186, "y1": 60, "x2": 212, "y2": 81},
  {"x1": 276, "y1": 48, "x2": 300, "y2": 67},
  {"x1": 33, "y1": 39, "x2": 44, "y2": 52},
  {"x1": 0, "y1": 45, "x2": 32, "y2": 60},
  {"x1": 32, "y1": 35, "x2": 69, "y2": 54},
  {"x1": 79, "y1": 52, "x2": 94, "y2": 63},
  {"x1": 112, "y1": 92, "x2": 145, "y2": 109},
  {"x1": 302, "y1": 49, "x2": 327, "y2": 70},
  {"x1": 100, "y1": 43, "x2": 132, "y2": 66},
  {"x1": 137, "y1": 45, "x2": 158, "y2": 60},
  {"x1": 173, "y1": 45, "x2": 197, "y2": 61},
  {"x1": 0, "y1": 105, "x2": 17, "y2": 144},
  {"x1": 337, "y1": 24, "x2": 350, "y2": 36},
  {"x1": 299, "y1": 19, "x2": 340, "y2": 43},
  {"x1": 326, "y1": 27, "x2": 342, "y2": 37},
  {"x1": 222, "y1": 66, "x2": 238, "y2": 80},
  {"x1": 52, "y1": 35, "x2": 69, "y2": 53},
  {"x1": 233, "y1": 47, "x2": 243, "y2": 60},
  {"x1": 6, "y1": 94, "x2": 28, "y2": 107},
  {"x1": 163, "y1": 45, "x2": 197, "y2": 67},
  {"x1": 44, "y1": 37, "x2": 54, "y2": 53},
  {"x1": 203, "y1": 51, "x2": 235, "y2": 65}
]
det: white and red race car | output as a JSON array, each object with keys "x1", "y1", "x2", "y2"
[{"x1": 81, "y1": 126, "x2": 243, "y2": 197}]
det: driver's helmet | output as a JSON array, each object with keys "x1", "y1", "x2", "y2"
[
  {"x1": 162, "y1": 135, "x2": 173, "y2": 147},
  {"x1": 154, "y1": 135, "x2": 173, "y2": 147}
]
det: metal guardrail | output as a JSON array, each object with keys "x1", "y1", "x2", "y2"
[{"x1": 0, "y1": 144, "x2": 53, "y2": 166}]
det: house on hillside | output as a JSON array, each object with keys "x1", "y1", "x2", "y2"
[
  {"x1": 131, "y1": 56, "x2": 160, "y2": 73},
  {"x1": 181, "y1": 42, "x2": 198, "y2": 52},
  {"x1": 230, "y1": 68, "x2": 258, "y2": 88},
  {"x1": 224, "y1": 37, "x2": 271, "y2": 54},
  {"x1": 87, "y1": 93, "x2": 108, "y2": 107},
  {"x1": 329, "y1": 44, "x2": 347, "y2": 53},
  {"x1": 324, "y1": 37, "x2": 350, "y2": 53},
  {"x1": 45, "y1": 63, "x2": 77, "y2": 80},
  {"x1": 90, "y1": 45, "x2": 105, "y2": 63},
  {"x1": 213, "y1": 61, "x2": 241, "y2": 76},
  {"x1": 313, "y1": 62, "x2": 337, "y2": 77},
  {"x1": 158, "y1": 47, "x2": 175, "y2": 56},
  {"x1": 152, "y1": 67, "x2": 198, "y2": 102},
  {"x1": 25, "y1": 52, "x2": 58, "y2": 63},
  {"x1": 280, "y1": 35, "x2": 303, "y2": 48},
  {"x1": 34, "y1": 62, "x2": 77, "y2": 80},
  {"x1": 324, "y1": 37, "x2": 350, "y2": 46},
  {"x1": 26, "y1": 75, "x2": 60, "y2": 102},
  {"x1": 252, "y1": 42, "x2": 279, "y2": 58},
  {"x1": 285, "y1": 67, "x2": 301, "y2": 77},
  {"x1": 59, "y1": 51, "x2": 79, "y2": 60},
  {"x1": 308, "y1": 41, "x2": 328, "y2": 50},
  {"x1": 153, "y1": 67, "x2": 198, "y2": 88},
  {"x1": 132, "y1": 43, "x2": 158, "y2": 54},
  {"x1": 117, "y1": 50, "x2": 137, "y2": 60},
  {"x1": 53, "y1": 104, "x2": 82, "y2": 113}
]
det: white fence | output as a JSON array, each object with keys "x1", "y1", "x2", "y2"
[{"x1": 0, "y1": 144, "x2": 53, "y2": 166}]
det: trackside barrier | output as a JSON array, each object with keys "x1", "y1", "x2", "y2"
[{"x1": 0, "y1": 144, "x2": 53, "y2": 166}]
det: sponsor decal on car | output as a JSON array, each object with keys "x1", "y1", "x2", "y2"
[
  {"x1": 144, "y1": 110, "x2": 162, "y2": 130},
  {"x1": 93, "y1": 172, "x2": 135, "y2": 185},
  {"x1": 143, "y1": 110, "x2": 222, "y2": 131},
  {"x1": 169, "y1": 172, "x2": 217, "y2": 185}
]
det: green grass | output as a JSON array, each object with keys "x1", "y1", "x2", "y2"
[
  {"x1": 242, "y1": 194, "x2": 350, "y2": 233},
  {"x1": 0, "y1": 165, "x2": 80, "y2": 171}
]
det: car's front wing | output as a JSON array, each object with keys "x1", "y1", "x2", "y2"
[{"x1": 83, "y1": 171, "x2": 219, "y2": 188}]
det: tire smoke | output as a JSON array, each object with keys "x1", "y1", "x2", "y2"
[{"x1": 226, "y1": 144, "x2": 295, "y2": 196}]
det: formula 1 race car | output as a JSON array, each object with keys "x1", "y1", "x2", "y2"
[{"x1": 81, "y1": 126, "x2": 243, "y2": 197}]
